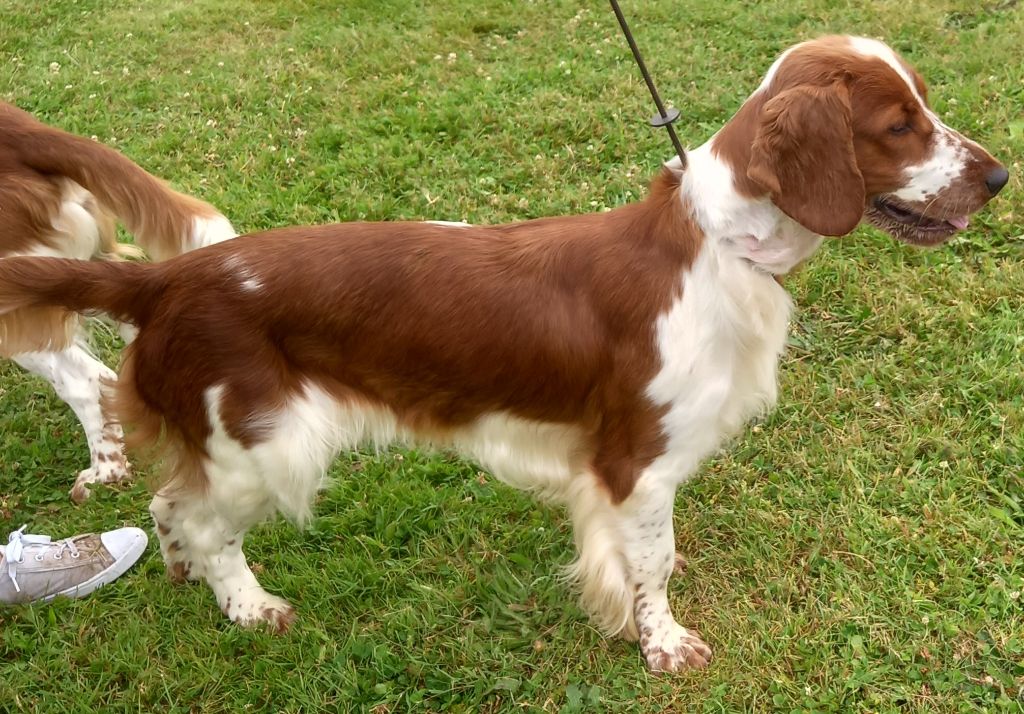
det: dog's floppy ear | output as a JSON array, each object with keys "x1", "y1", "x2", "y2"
[{"x1": 747, "y1": 83, "x2": 865, "y2": 237}]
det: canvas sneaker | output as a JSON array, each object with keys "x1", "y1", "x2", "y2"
[{"x1": 0, "y1": 525, "x2": 148, "y2": 605}]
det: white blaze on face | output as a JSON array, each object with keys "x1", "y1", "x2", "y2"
[
  {"x1": 847, "y1": 36, "x2": 924, "y2": 102},
  {"x1": 847, "y1": 36, "x2": 971, "y2": 202},
  {"x1": 755, "y1": 43, "x2": 801, "y2": 94},
  {"x1": 893, "y1": 128, "x2": 967, "y2": 202}
]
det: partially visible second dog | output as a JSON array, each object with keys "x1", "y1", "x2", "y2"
[{"x1": 0, "y1": 103, "x2": 235, "y2": 501}]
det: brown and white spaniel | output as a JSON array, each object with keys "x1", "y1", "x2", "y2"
[
  {"x1": 0, "y1": 36, "x2": 1007, "y2": 671},
  {"x1": 0, "y1": 103, "x2": 235, "y2": 501}
]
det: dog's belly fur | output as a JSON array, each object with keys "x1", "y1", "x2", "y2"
[{"x1": 203, "y1": 382, "x2": 588, "y2": 526}]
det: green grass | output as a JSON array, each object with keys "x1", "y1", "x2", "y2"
[{"x1": 1, "y1": 0, "x2": 1023, "y2": 711}]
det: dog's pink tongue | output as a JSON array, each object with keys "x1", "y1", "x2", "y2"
[{"x1": 948, "y1": 215, "x2": 970, "y2": 229}]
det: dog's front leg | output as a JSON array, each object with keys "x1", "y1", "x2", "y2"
[
  {"x1": 617, "y1": 478, "x2": 712, "y2": 673},
  {"x1": 13, "y1": 343, "x2": 130, "y2": 502}
]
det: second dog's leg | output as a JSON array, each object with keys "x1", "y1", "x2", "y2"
[{"x1": 13, "y1": 344, "x2": 130, "y2": 502}]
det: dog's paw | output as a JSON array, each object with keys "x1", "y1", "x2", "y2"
[
  {"x1": 70, "y1": 477, "x2": 94, "y2": 504},
  {"x1": 640, "y1": 624, "x2": 712, "y2": 673},
  {"x1": 71, "y1": 463, "x2": 131, "y2": 503},
  {"x1": 167, "y1": 557, "x2": 204, "y2": 584},
  {"x1": 224, "y1": 591, "x2": 296, "y2": 634},
  {"x1": 160, "y1": 537, "x2": 204, "y2": 584}
]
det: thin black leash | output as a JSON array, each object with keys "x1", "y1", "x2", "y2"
[{"x1": 607, "y1": 0, "x2": 687, "y2": 169}]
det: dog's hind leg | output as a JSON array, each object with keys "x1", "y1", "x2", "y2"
[
  {"x1": 180, "y1": 382, "x2": 346, "y2": 633},
  {"x1": 190, "y1": 498, "x2": 294, "y2": 633},
  {"x1": 150, "y1": 490, "x2": 204, "y2": 583},
  {"x1": 13, "y1": 342, "x2": 130, "y2": 502},
  {"x1": 152, "y1": 468, "x2": 294, "y2": 632}
]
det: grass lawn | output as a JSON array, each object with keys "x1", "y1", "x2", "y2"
[{"x1": 1, "y1": 0, "x2": 1023, "y2": 711}]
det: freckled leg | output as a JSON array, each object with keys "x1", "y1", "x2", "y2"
[
  {"x1": 617, "y1": 481, "x2": 711, "y2": 672},
  {"x1": 150, "y1": 491, "x2": 203, "y2": 583},
  {"x1": 13, "y1": 344, "x2": 130, "y2": 502},
  {"x1": 151, "y1": 471, "x2": 294, "y2": 632}
]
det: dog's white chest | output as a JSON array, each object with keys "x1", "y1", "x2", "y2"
[{"x1": 645, "y1": 248, "x2": 792, "y2": 484}]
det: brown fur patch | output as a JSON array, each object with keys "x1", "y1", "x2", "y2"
[
  {"x1": 86, "y1": 168, "x2": 701, "y2": 504},
  {"x1": 102, "y1": 361, "x2": 209, "y2": 496},
  {"x1": 169, "y1": 561, "x2": 190, "y2": 583},
  {"x1": 262, "y1": 606, "x2": 297, "y2": 634}
]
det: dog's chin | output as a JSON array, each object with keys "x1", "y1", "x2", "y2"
[{"x1": 864, "y1": 196, "x2": 969, "y2": 247}]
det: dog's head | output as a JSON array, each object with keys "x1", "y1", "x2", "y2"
[{"x1": 715, "y1": 35, "x2": 1007, "y2": 244}]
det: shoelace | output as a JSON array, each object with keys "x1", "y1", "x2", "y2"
[{"x1": 6, "y1": 525, "x2": 81, "y2": 593}]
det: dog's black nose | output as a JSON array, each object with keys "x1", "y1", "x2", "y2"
[{"x1": 985, "y1": 166, "x2": 1009, "y2": 196}]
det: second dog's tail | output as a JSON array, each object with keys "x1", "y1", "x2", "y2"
[
  {"x1": 1, "y1": 103, "x2": 236, "y2": 261},
  {"x1": 0, "y1": 257, "x2": 161, "y2": 351}
]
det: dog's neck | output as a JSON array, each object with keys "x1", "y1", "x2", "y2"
[{"x1": 669, "y1": 141, "x2": 824, "y2": 276}]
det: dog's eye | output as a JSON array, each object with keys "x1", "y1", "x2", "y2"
[{"x1": 889, "y1": 124, "x2": 912, "y2": 136}]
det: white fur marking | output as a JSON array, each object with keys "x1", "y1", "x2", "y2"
[
  {"x1": 190, "y1": 214, "x2": 238, "y2": 251},
  {"x1": 683, "y1": 144, "x2": 823, "y2": 273},
  {"x1": 756, "y1": 43, "x2": 801, "y2": 93},
  {"x1": 893, "y1": 128, "x2": 967, "y2": 202},
  {"x1": 426, "y1": 220, "x2": 472, "y2": 228},
  {"x1": 205, "y1": 382, "x2": 583, "y2": 524},
  {"x1": 25, "y1": 181, "x2": 103, "y2": 260},
  {"x1": 222, "y1": 254, "x2": 263, "y2": 293},
  {"x1": 646, "y1": 244, "x2": 791, "y2": 487},
  {"x1": 848, "y1": 37, "x2": 924, "y2": 102}
]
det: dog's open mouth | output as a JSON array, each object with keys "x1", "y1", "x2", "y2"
[{"x1": 864, "y1": 196, "x2": 969, "y2": 247}]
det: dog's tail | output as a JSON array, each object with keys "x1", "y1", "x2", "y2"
[
  {"x1": 1, "y1": 104, "x2": 236, "y2": 261},
  {"x1": 0, "y1": 256, "x2": 161, "y2": 351}
]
